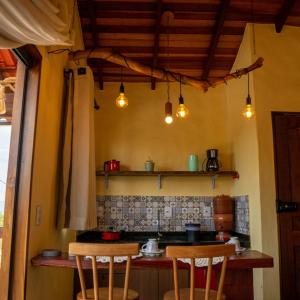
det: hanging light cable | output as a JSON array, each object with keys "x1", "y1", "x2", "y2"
[
  {"x1": 115, "y1": 67, "x2": 128, "y2": 108},
  {"x1": 0, "y1": 85, "x2": 6, "y2": 115},
  {"x1": 176, "y1": 75, "x2": 189, "y2": 118},
  {"x1": 164, "y1": 13, "x2": 173, "y2": 124},
  {"x1": 242, "y1": 73, "x2": 255, "y2": 119}
]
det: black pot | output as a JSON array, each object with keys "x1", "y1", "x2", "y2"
[{"x1": 185, "y1": 223, "x2": 201, "y2": 242}]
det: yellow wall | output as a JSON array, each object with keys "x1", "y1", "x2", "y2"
[
  {"x1": 253, "y1": 24, "x2": 300, "y2": 300},
  {"x1": 25, "y1": 47, "x2": 76, "y2": 300},
  {"x1": 225, "y1": 24, "x2": 263, "y2": 300},
  {"x1": 26, "y1": 2, "x2": 84, "y2": 299},
  {"x1": 226, "y1": 24, "x2": 300, "y2": 300},
  {"x1": 95, "y1": 83, "x2": 234, "y2": 196}
]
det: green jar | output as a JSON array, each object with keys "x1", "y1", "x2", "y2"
[{"x1": 188, "y1": 154, "x2": 199, "y2": 171}]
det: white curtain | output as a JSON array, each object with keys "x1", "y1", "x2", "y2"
[
  {"x1": 58, "y1": 66, "x2": 97, "y2": 230},
  {"x1": 0, "y1": 0, "x2": 75, "y2": 48}
]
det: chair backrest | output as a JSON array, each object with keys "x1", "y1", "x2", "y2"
[
  {"x1": 69, "y1": 242, "x2": 139, "y2": 300},
  {"x1": 166, "y1": 244, "x2": 235, "y2": 300}
]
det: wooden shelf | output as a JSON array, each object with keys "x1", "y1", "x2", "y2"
[
  {"x1": 96, "y1": 170, "x2": 238, "y2": 177},
  {"x1": 96, "y1": 170, "x2": 239, "y2": 189}
]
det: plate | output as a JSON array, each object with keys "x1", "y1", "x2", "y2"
[
  {"x1": 235, "y1": 247, "x2": 246, "y2": 254},
  {"x1": 140, "y1": 249, "x2": 164, "y2": 257}
]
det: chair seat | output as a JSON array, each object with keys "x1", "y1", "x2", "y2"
[
  {"x1": 163, "y1": 288, "x2": 226, "y2": 300},
  {"x1": 77, "y1": 287, "x2": 139, "y2": 300}
]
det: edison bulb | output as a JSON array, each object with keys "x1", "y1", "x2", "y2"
[
  {"x1": 116, "y1": 93, "x2": 128, "y2": 108},
  {"x1": 165, "y1": 115, "x2": 173, "y2": 124},
  {"x1": 176, "y1": 104, "x2": 189, "y2": 118},
  {"x1": 243, "y1": 104, "x2": 254, "y2": 119}
]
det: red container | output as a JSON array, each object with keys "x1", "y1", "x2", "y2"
[
  {"x1": 213, "y1": 195, "x2": 233, "y2": 214},
  {"x1": 101, "y1": 231, "x2": 120, "y2": 241},
  {"x1": 104, "y1": 160, "x2": 120, "y2": 172}
]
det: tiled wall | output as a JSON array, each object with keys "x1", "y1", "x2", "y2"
[
  {"x1": 96, "y1": 195, "x2": 249, "y2": 235},
  {"x1": 234, "y1": 195, "x2": 249, "y2": 235}
]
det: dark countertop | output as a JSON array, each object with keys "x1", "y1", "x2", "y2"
[{"x1": 77, "y1": 231, "x2": 250, "y2": 248}]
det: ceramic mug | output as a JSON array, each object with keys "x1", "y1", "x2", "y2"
[
  {"x1": 145, "y1": 160, "x2": 154, "y2": 171},
  {"x1": 227, "y1": 237, "x2": 241, "y2": 251},
  {"x1": 141, "y1": 238, "x2": 159, "y2": 253}
]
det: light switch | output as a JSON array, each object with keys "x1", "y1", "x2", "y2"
[
  {"x1": 35, "y1": 206, "x2": 41, "y2": 225},
  {"x1": 164, "y1": 207, "x2": 172, "y2": 218}
]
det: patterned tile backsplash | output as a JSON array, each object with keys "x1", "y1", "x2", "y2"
[
  {"x1": 234, "y1": 195, "x2": 249, "y2": 235},
  {"x1": 96, "y1": 195, "x2": 249, "y2": 235}
]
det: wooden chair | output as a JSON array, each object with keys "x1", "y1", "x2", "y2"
[
  {"x1": 164, "y1": 244, "x2": 235, "y2": 300},
  {"x1": 69, "y1": 242, "x2": 140, "y2": 300}
]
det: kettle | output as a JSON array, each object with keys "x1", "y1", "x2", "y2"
[{"x1": 203, "y1": 149, "x2": 220, "y2": 172}]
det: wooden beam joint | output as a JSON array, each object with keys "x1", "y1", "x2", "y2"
[{"x1": 275, "y1": 0, "x2": 296, "y2": 33}]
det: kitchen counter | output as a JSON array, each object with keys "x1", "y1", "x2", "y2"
[
  {"x1": 31, "y1": 249, "x2": 272, "y2": 300},
  {"x1": 76, "y1": 230, "x2": 251, "y2": 248},
  {"x1": 31, "y1": 249, "x2": 271, "y2": 270}
]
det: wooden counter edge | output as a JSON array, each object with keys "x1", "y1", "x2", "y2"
[{"x1": 31, "y1": 249, "x2": 273, "y2": 270}]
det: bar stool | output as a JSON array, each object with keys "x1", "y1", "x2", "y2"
[
  {"x1": 164, "y1": 244, "x2": 235, "y2": 300},
  {"x1": 69, "y1": 242, "x2": 140, "y2": 300}
]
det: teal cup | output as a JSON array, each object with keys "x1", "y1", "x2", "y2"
[{"x1": 188, "y1": 154, "x2": 199, "y2": 171}]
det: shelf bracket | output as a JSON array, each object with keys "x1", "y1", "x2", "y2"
[
  {"x1": 211, "y1": 174, "x2": 218, "y2": 189},
  {"x1": 157, "y1": 174, "x2": 162, "y2": 189},
  {"x1": 104, "y1": 173, "x2": 109, "y2": 189}
]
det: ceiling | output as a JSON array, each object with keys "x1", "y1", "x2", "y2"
[{"x1": 77, "y1": 0, "x2": 300, "y2": 89}]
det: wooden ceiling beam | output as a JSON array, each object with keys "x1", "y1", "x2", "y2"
[
  {"x1": 79, "y1": 10, "x2": 276, "y2": 23},
  {"x1": 151, "y1": 0, "x2": 163, "y2": 90},
  {"x1": 88, "y1": 0, "x2": 104, "y2": 90},
  {"x1": 275, "y1": 0, "x2": 296, "y2": 33},
  {"x1": 202, "y1": 0, "x2": 231, "y2": 80},
  {"x1": 78, "y1": 2, "x2": 219, "y2": 13},
  {"x1": 89, "y1": 56, "x2": 233, "y2": 65},
  {"x1": 81, "y1": 24, "x2": 244, "y2": 35},
  {"x1": 83, "y1": 46, "x2": 238, "y2": 55}
]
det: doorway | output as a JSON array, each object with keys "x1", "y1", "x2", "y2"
[
  {"x1": 272, "y1": 112, "x2": 300, "y2": 300},
  {"x1": 0, "y1": 49, "x2": 17, "y2": 264},
  {"x1": 0, "y1": 45, "x2": 41, "y2": 300}
]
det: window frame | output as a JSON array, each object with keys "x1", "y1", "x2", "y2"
[{"x1": 0, "y1": 45, "x2": 41, "y2": 300}]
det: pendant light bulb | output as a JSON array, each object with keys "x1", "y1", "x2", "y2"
[
  {"x1": 176, "y1": 95, "x2": 189, "y2": 118},
  {"x1": 243, "y1": 74, "x2": 254, "y2": 119},
  {"x1": 116, "y1": 83, "x2": 128, "y2": 108},
  {"x1": 243, "y1": 95, "x2": 255, "y2": 119},
  {"x1": 165, "y1": 101, "x2": 173, "y2": 124},
  {"x1": 0, "y1": 85, "x2": 6, "y2": 115}
]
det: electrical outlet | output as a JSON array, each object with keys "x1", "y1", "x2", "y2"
[
  {"x1": 164, "y1": 206, "x2": 172, "y2": 218},
  {"x1": 35, "y1": 206, "x2": 41, "y2": 225}
]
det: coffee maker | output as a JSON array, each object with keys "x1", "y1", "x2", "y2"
[{"x1": 205, "y1": 149, "x2": 220, "y2": 172}]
